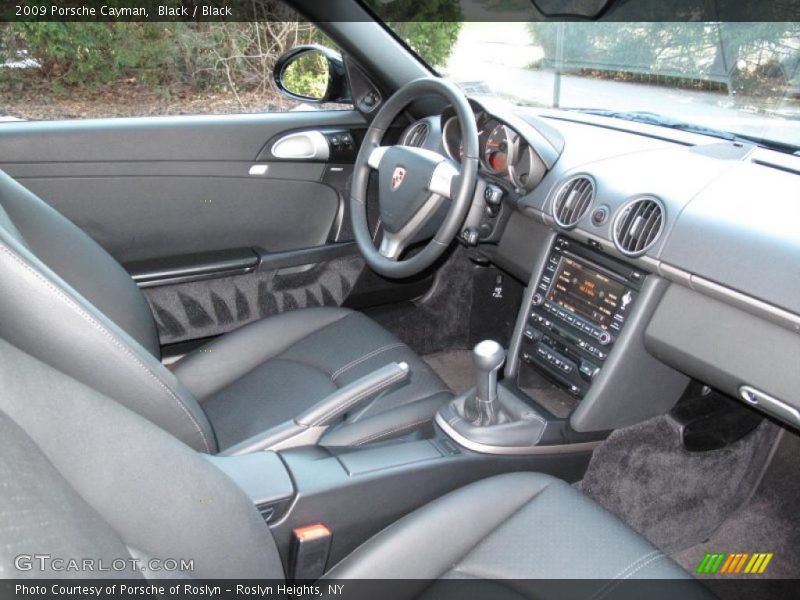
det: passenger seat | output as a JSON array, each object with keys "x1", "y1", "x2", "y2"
[{"x1": 0, "y1": 337, "x2": 711, "y2": 597}]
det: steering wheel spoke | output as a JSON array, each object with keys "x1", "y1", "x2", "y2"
[
  {"x1": 377, "y1": 193, "x2": 445, "y2": 261},
  {"x1": 428, "y1": 161, "x2": 460, "y2": 199},
  {"x1": 368, "y1": 146, "x2": 390, "y2": 170},
  {"x1": 378, "y1": 232, "x2": 404, "y2": 260}
]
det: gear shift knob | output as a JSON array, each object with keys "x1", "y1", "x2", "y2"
[
  {"x1": 468, "y1": 340, "x2": 506, "y2": 426},
  {"x1": 473, "y1": 340, "x2": 506, "y2": 377}
]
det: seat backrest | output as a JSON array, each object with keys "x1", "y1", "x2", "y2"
[
  {"x1": 0, "y1": 337, "x2": 281, "y2": 578},
  {"x1": 0, "y1": 170, "x2": 217, "y2": 453},
  {"x1": 0, "y1": 170, "x2": 160, "y2": 356}
]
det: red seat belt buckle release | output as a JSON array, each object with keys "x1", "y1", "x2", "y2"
[{"x1": 290, "y1": 523, "x2": 332, "y2": 581}]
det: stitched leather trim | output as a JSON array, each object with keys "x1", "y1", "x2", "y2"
[
  {"x1": 0, "y1": 242, "x2": 213, "y2": 454},
  {"x1": 330, "y1": 342, "x2": 406, "y2": 381},
  {"x1": 590, "y1": 549, "x2": 666, "y2": 600},
  {"x1": 311, "y1": 368, "x2": 408, "y2": 426}
]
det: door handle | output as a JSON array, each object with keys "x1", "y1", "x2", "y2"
[{"x1": 270, "y1": 131, "x2": 330, "y2": 160}]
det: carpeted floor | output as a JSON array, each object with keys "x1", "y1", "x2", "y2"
[
  {"x1": 423, "y1": 349, "x2": 474, "y2": 394},
  {"x1": 577, "y1": 415, "x2": 782, "y2": 554},
  {"x1": 365, "y1": 245, "x2": 475, "y2": 357},
  {"x1": 675, "y1": 427, "x2": 800, "y2": 580}
]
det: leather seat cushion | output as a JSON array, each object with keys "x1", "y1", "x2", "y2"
[
  {"x1": 172, "y1": 307, "x2": 451, "y2": 450},
  {"x1": 324, "y1": 472, "x2": 710, "y2": 598}
]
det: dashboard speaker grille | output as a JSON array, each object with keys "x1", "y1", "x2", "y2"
[
  {"x1": 553, "y1": 176, "x2": 595, "y2": 229},
  {"x1": 613, "y1": 197, "x2": 665, "y2": 256},
  {"x1": 402, "y1": 122, "x2": 429, "y2": 147}
]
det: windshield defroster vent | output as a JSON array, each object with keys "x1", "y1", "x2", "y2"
[
  {"x1": 402, "y1": 121, "x2": 429, "y2": 148},
  {"x1": 553, "y1": 175, "x2": 595, "y2": 229},
  {"x1": 613, "y1": 197, "x2": 665, "y2": 257}
]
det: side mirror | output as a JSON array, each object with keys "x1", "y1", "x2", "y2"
[{"x1": 274, "y1": 45, "x2": 351, "y2": 104}]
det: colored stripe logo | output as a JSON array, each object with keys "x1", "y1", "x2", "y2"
[{"x1": 696, "y1": 552, "x2": 773, "y2": 574}]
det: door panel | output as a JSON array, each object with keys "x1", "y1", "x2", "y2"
[
  {"x1": 0, "y1": 111, "x2": 366, "y2": 262},
  {"x1": 0, "y1": 110, "x2": 432, "y2": 347},
  {"x1": 19, "y1": 175, "x2": 339, "y2": 263}
]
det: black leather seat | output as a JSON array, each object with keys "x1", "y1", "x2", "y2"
[
  {"x1": 0, "y1": 169, "x2": 450, "y2": 453},
  {"x1": 0, "y1": 337, "x2": 710, "y2": 596},
  {"x1": 325, "y1": 473, "x2": 698, "y2": 582},
  {"x1": 172, "y1": 307, "x2": 450, "y2": 450}
]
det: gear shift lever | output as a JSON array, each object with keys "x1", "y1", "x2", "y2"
[{"x1": 464, "y1": 340, "x2": 506, "y2": 426}]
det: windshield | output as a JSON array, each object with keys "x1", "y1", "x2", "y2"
[{"x1": 375, "y1": 15, "x2": 800, "y2": 150}]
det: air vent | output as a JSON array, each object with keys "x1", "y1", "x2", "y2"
[
  {"x1": 402, "y1": 122, "x2": 429, "y2": 148},
  {"x1": 553, "y1": 175, "x2": 595, "y2": 229},
  {"x1": 613, "y1": 197, "x2": 665, "y2": 256}
]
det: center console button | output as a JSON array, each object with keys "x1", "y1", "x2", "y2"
[
  {"x1": 591, "y1": 206, "x2": 609, "y2": 225},
  {"x1": 598, "y1": 331, "x2": 612, "y2": 346},
  {"x1": 580, "y1": 361, "x2": 599, "y2": 381},
  {"x1": 532, "y1": 293, "x2": 544, "y2": 306},
  {"x1": 523, "y1": 325, "x2": 542, "y2": 343}
]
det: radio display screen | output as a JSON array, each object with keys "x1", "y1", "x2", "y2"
[{"x1": 547, "y1": 257, "x2": 625, "y2": 329}]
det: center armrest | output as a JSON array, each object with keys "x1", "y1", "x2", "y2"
[{"x1": 206, "y1": 452, "x2": 294, "y2": 523}]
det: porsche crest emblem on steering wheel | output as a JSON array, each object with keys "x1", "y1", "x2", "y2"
[{"x1": 391, "y1": 166, "x2": 406, "y2": 190}]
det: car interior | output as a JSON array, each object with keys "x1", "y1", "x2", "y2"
[{"x1": 0, "y1": 1, "x2": 798, "y2": 597}]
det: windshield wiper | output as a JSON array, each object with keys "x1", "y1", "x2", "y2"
[{"x1": 568, "y1": 109, "x2": 800, "y2": 155}]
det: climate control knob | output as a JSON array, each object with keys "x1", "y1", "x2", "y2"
[
  {"x1": 598, "y1": 331, "x2": 612, "y2": 346},
  {"x1": 532, "y1": 293, "x2": 544, "y2": 307}
]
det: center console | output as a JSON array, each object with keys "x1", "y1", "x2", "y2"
[
  {"x1": 436, "y1": 232, "x2": 689, "y2": 454},
  {"x1": 520, "y1": 236, "x2": 644, "y2": 398},
  {"x1": 210, "y1": 231, "x2": 690, "y2": 579},
  {"x1": 211, "y1": 434, "x2": 592, "y2": 578}
]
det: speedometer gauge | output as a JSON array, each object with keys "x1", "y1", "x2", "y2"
[{"x1": 484, "y1": 124, "x2": 510, "y2": 174}]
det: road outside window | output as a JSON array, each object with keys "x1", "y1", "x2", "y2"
[{"x1": 374, "y1": 0, "x2": 800, "y2": 150}]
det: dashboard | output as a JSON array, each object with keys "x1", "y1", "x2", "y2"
[{"x1": 400, "y1": 100, "x2": 800, "y2": 434}]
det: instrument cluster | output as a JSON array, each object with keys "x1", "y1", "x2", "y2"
[{"x1": 441, "y1": 110, "x2": 540, "y2": 193}]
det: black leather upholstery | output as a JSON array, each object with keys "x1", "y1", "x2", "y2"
[
  {"x1": 174, "y1": 307, "x2": 451, "y2": 450},
  {"x1": 0, "y1": 172, "x2": 216, "y2": 453},
  {"x1": 0, "y1": 338, "x2": 709, "y2": 594},
  {"x1": 0, "y1": 170, "x2": 160, "y2": 355},
  {"x1": 0, "y1": 338, "x2": 283, "y2": 579},
  {"x1": 0, "y1": 169, "x2": 451, "y2": 451},
  {"x1": 325, "y1": 473, "x2": 698, "y2": 582}
]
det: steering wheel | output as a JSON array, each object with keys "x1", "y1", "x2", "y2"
[{"x1": 350, "y1": 78, "x2": 479, "y2": 278}]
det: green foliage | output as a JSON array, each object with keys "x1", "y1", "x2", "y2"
[
  {"x1": 362, "y1": 0, "x2": 463, "y2": 67},
  {"x1": 0, "y1": 23, "x2": 181, "y2": 92},
  {"x1": 282, "y1": 51, "x2": 329, "y2": 99},
  {"x1": 391, "y1": 22, "x2": 463, "y2": 68},
  {"x1": 0, "y1": 0, "x2": 326, "y2": 97},
  {"x1": 0, "y1": 0, "x2": 464, "y2": 101}
]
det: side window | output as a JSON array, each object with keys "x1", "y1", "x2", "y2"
[{"x1": 0, "y1": 7, "x2": 350, "y2": 121}]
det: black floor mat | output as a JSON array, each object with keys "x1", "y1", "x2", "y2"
[
  {"x1": 675, "y1": 427, "x2": 800, "y2": 581},
  {"x1": 577, "y1": 415, "x2": 781, "y2": 554}
]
